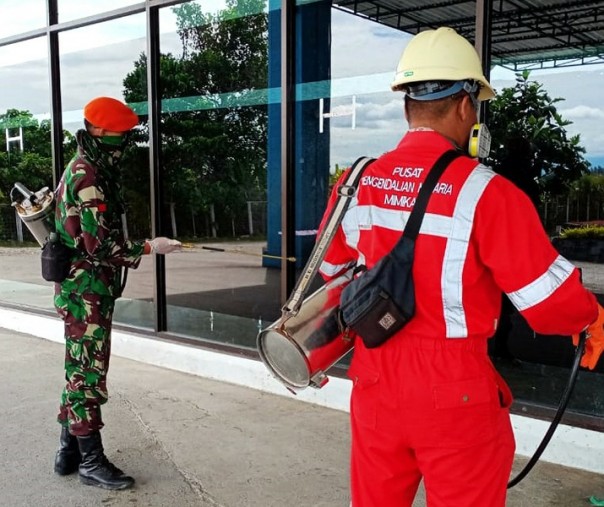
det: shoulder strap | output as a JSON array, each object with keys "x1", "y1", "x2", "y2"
[
  {"x1": 403, "y1": 149, "x2": 462, "y2": 241},
  {"x1": 282, "y1": 156, "x2": 375, "y2": 316}
]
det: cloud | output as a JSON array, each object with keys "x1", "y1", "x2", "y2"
[
  {"x1": 331, "y1": 10, "x2": 411, "y2": 79},
  {"x1": 559, "y1": 105, "x2": 604, "y2": 120},
  {"x1": 327, "y1": 97, "x2": 407, "y2": 168},
  {"x1": 59, "y1": 37, "x2": 147, "y2": 113},
  {"x1": 0, "y1": 37, "x2": 46, "y2": 67},
  {"x1": 329, "y1": 123, "x2": 404, "y2": 170},
  {"x1": 0, "y1": 58, "x2": 49, "y2": 115},
  {"x1": 0, "y1": 0, "x2": 46, "y2": 41},
  {"x1": 360, "y1": 98, "x2": 402, "y2": 119}
]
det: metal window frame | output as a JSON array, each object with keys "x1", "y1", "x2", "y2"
[
  {"x1": 281, "y1": 0, "x2": 297, "y2": 302},
  {"x1": 475, "y1": 0, "x2": 493, "y2": 124},
  {"x1": 146, "y1": 3, "x2": 168, "y2": 331}
]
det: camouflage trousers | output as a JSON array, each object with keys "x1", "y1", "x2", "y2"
[{"x1": 54, "y1": 292, "x2": 116, "y2": 436}]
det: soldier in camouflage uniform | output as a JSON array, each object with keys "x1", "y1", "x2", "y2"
[{"x1": 52, "y1": 97, "x2": 181, "y2": 490}]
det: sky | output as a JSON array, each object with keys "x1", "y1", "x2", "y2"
[
  {"x1": 1, "y1": 1, "x2": 603, "y2": 168},
  {"x1": 327, "y1": 11, "x2": 604, "y2": 170}
]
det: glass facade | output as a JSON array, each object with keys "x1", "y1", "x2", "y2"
[
  {"x1": 0, "y1": 0, "x2": 603, "y2": 422},
  {"x1": 158, "y1": 1, "x2": 278, "y2": 347}
]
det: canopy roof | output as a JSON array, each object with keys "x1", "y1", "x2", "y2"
[{"x1": 332, "y1": 0, "x2": 604, "y2": 70}]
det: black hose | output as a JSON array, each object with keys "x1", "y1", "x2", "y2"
[
  {"x1": 119, "y1": 267, "x2": 129, "y2": 297},
  {"x1": 507, "y1": 331, "x2": 587, "y2": 488}
]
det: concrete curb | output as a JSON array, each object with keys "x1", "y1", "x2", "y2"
[{"x1": 1, "y1": 305, "x2": 603, "y2": 475}]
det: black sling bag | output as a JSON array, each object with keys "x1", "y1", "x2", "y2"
[{"x1": 339, "y1": 149, "x2": 462, "y2": 348}]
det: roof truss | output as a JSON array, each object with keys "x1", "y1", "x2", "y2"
[{"x1": 332, "y1": 0, "x2": 604, "y2": 70}]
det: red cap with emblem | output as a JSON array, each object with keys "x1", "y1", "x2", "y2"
[{"x1": 83, "y1": 97, "x2": 138, "y2": 132}]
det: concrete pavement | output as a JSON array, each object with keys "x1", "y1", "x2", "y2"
[{"x1": 1, "y1": 327, "x2": 604, "y2": 506}]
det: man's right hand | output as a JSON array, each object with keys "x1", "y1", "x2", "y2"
[{"x1": 147, "y1": 237, "x2": 182, "y2": 255}]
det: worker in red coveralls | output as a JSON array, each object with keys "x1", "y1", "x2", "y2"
[{"x1": 317, "y1": 27, "x2": 604, "y2": 507}]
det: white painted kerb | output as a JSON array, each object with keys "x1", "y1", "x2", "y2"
[{"x1": 1, "y1": 306, "x2": 602, "y2": 474}]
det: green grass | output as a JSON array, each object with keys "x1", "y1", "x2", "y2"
[
  {"x1": 559, "y1": 226, "x2": 604, "y2": 239},
  {"x1": 0, "y1": 240, "x2": 39, "y2": 248}
]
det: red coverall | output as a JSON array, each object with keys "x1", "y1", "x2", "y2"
[{"x1": 318, "y1": 130, "x2": 597, "y2": 507}]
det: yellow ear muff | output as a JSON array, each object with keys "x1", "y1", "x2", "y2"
[{"x1": 468, "y1": 124, "x2": 481, "y2": 158}]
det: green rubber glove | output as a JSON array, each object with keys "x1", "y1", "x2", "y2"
[{"x1": 590, "y1": 496, "x2": 604, "y2": 506}]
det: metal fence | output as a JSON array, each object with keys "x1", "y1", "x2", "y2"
[
  {"x1": 178, "y1": 201, "x2": 267, "y2": 239},
  {"x1": 6, "y1": 196, "x2": 604, "y2": 244},
  {"x1": 0, "y1": 204, "x2": 36, "y2": 243},
  {"x1": 1, "y1": 200, "x2": 268, "y2": 243}
]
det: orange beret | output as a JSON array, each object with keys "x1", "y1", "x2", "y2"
[{"x1": 83, "y1": 97, "x2": 138, "y2": 132}]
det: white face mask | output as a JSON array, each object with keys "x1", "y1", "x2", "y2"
[{"x1": 468, "y1": 123, "x2": 491, "y2": 159}]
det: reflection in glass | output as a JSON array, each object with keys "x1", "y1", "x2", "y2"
[
  {"x1": 0, "y1": 37, "x2": 53, "y2": 309},
  {"x1": 154, "y1": 0, "x2": 275, "y2": 347},
  {"x1": 59, "y1": 16, "x2": 146, "y2": 131},
  {"x1": 328, "y1": 10, "x2": 410, "y2": 172},
  {"x1": 59, "y1": 14, "x2": 154, "y2": 329},
  {"x1": 0, "y1": 38, "x2": 48, "y2": 114}
]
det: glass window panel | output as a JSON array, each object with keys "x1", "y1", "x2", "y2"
[
  {"x1": 58, "y1": 0, "x2": 141, "y2": 24},
  {"x1": 328, "y1": 10, "x2": 411, "y2": 187},
  {"x1": 60, "y1": 14, "x2": 154, "y2": 329},
  {"x1": 159, "y1": 0, "x2": 278, "y2": 348},
  {"x1": 0, "y1": 0, "x2": 46, "y2": 39},
  {"x1": 489, "y1": 63, "x2": 604, "y2": 418},
  {"x1": 0, "y1": 37, "x2": 53, "y2": 311},
  {"x1": 282, "y1": 7, "x2": 411, "y2": 371},
  {"x1": 59, "y1": 16, "x2": 146, "y2": 126}
]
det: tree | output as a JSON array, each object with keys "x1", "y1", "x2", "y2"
[
  {"x1": 122, "y1": 0, "x2": 268, "y2": 238},
  {"x1": 0, "y1": 110, "x2": 50, "y2": 200},
  {"x1": 0, "y1": 109, "x2": 77, "y2": 204},
  {"x1": 567, "y1": 172, "x2": 604, "y2": 222},
  {"x1": 487, "y1": 71, "x2": 590, "y2": 198},
  {"x1": 0, "y1": 110, "x2": 69, "y2": 240}
]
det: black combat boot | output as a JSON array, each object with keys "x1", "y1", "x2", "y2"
[
  {"x1": 54, "y1": 426, "x2": 81, "y2": 475},
  {"x1": 77, "y1": 431, "x2": 135, "y2": 490}
]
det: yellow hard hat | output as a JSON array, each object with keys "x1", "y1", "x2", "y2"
[{"x1": 391, "y1": 27, "x2": 495, "y2": 101}]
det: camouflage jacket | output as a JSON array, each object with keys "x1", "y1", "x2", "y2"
[{"x1": 54, "y1": 129, "x2": 145, "y2": 297}]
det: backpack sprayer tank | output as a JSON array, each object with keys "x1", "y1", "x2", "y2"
[{"x1": 10, "y1": 182, "x2": 55, "y2": 247}]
